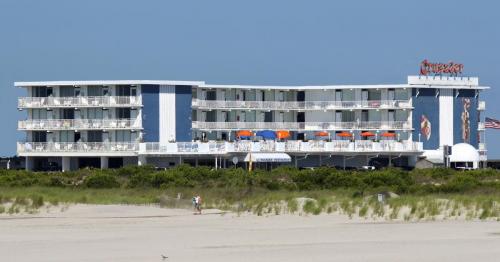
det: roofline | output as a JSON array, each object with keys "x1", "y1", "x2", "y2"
[
  {"x1": 14, "y1": 80, "x2": 205, "y2": 87},
  {"x1": 14, "y1": 79, "x2": 489, "y2": 90}
]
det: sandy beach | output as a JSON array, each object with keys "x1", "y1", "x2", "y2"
[{"x1": 1, "y1": 204, "x2": 499, "y2": 262}]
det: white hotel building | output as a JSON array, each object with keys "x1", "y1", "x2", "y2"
[{"x1": 16, "y1": 76, "x2": 487, "y2": 171}]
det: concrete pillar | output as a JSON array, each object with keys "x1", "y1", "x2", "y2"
[
  {"x1": 100, "y1": 156, "x2": 108, "y2": 169},
  {"x1": 138, "y1": 155, "x2": 147, "y2": 166},
  {"x1": 25, "y1": 156, "x2": 34, "y2": 171},
  {"x1": 62, "y1": 157, "x2": 71, "y2": 172}
]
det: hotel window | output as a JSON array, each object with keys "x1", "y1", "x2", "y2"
[
  {"x1": 342, "y1": 89, "x2": 354, "y2": 101},
  {"x1": 116, "y1": 108, "x2": 131, "y2": 119},
  {"x1": 59, "y1": 86, "x2": 75, "y2": 97},
  {"x1": 60, "y1": 109, "x2": 75, "y2": 119},
  {"x1": 31, "y1": 109, "x2": 47, "y2": 120},
  {"x1": 388, "y1": 89, "x2": 395, "y2": 100},
  {"x1": 388, "y1": 110, "x2": 395, "y2": 122},
  {"x1": 368, "y1": 90, "x2": 381, "y2": 100},
  {"x1": 278, "y1": 91, "x2": 284, "y2": 102},
  {"x1": 32, "y1": 86, "x2": 53, "y2": 97},
  {"x1": 368, "y1": 110, "x2": 382, "y2": 122},
  {"x1": 395, "y1": 89, "x2": 409, "y2": 100},
  {"x1": 115, "y1": 130, "x2": 131, "y2": 142},
  {"x1": 221, "y1": 111, "x2": 228, "y2": 122},
  {"x1": 361, "y1": 110, "x2": 369, "y2": 122},
  {"x1": 192, "y1": 110, "x2": 197, "y2": 121},
  {"x1": 205, "y1": 111, "x2": 216, "y2": 122},
  {"x1": 335, "y1": 90, "x2": 342, "y2": 101},
  {"x1": 264, "y1": 112, "x2": 273, "y2": 122},
  {"x1": 87, "y1": 86, "x2": 103, "y2": 96},
  {"x1": 87, "y1": 131, "x2": 103, "y2": 142},
  {"x1": 74, "y1": 87, "x2": 81, "y2": 96},
  {"x1": 59, "y1": 130, "x2": 75, "y2": 143},
  {"x1": 116, "y1": 85, "x2": 132, "y2": 96},
  {"x1": 102, "y1": 86, "x2": 110, "y2": 96},
  {"x1": 32, "y1": 131, "x2": 47, "y2": 142},
  {"x1": 341, "y1": 111, "x2": 355, "y2": 122},
  {"x1": 261, "y1": 91, "x2": 266, "y2": 102},
  {"x1": 335, "y1": 111, "x2": 342, "y2": 122},
  {"x1": 395, "y1": 110, "x2": 408, "y2": 121},
  {"x1": 206, "y1": 90, "x2": 216, "y2": 101},
  {"x1": 361, "y1": 90, "x2": 368, "y2": 101},
  {"x1": 279, "y1": 112, "x2": 285, "y2": 122},
  {"x1": 87, "y1": 108, "x2": 103, "y2": 119}
]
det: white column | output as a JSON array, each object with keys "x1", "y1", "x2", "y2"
[
  {"x1": 62, "y1": 157, "x2": 71, "y2": 172},
  {"x1": 138, "y1": 155, "x2": 147, "y2": 166},
  {"x1": 25, "y1": 156, "x2": 34, "y2": 171},
  {"x1": 439, "y1": 89, "x2": 454, "y2": 147},
  {"x1": 100, "y1": 156, "x2": 108, "y2": 169}
]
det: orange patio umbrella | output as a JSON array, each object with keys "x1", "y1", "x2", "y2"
[
  {"x1": 381, "y1": 132, "x2": 396, "y2": 138},
  {"x1": 361, "y1": 131, "x2": 376, "y2": 137},
  {"x1": 236, "y1": 130, "x2": 253, "y2": 138},
  {"x1": 314, "y1": 131, "x2": 329, "y2": 137},
  {"x1": 276, "y1": 130, "x2": 291, "y2": 139},
  {"x1": 336, "y1": 131, "x2": 353, "y2": 138}
]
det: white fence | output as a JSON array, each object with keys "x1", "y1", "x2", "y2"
[
  {"x1": 17, "y1": 142, "x2": 139, "y2": 153},
  {"x1": 18, "y1": 96, "x2": 141, "y2": 108},
  {"x1": 141, "y1": 140, "x2": 423, "y2": 154},
  {"x1": 192, "y1": 99, "x2": 412, "y2": 110},
  {"x1": 192, "y1": 121, "x2": 412, "y2": 130},
  {"x1": 18, "y1": 119, "x2": 141, "y2": 130}
]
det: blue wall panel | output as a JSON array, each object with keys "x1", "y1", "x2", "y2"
[
  {"x1": 175, "y1": 85, "x2": 193, "y2": 142},
  {"x1": 453, "y1": 89, "x2": 478, "y2": 148},
  {"x1": 141, "y1": 85, "x2": 159, "y2": 142},
  {"x1": 412, "y1": 88, "x2": 440, "y2": 150}
]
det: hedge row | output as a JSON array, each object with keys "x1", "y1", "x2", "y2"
[{"x1": 1, "y1": 165, "x2": 499, "y2": 194}]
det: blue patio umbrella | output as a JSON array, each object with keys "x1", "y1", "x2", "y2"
[{"x1": 255, "y1": 130, "x2": 277, "y2": 140}]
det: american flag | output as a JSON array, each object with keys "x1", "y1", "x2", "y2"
[{"x1": 485, "y1": 117, "x2": 500, "y2": 129}]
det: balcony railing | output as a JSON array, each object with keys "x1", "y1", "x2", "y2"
[
  {"x1": 17, "y1": 142, "x2": 138, "y2": 154},
  {"x1": 192, "y1": 99, "x2": 412, "y2": 110},
  {"x1": 192, "y1": 121, "x2": 412, "y2": 130},
  {"x1": 18, "y1": 96, "x2": 141, "y2": 108},
  {"x1": 18, "y1": 119, "x2": 141, "y2": 130},
  {"x1": 141, "y1": 140, "x2": 423, "y2": 154}
]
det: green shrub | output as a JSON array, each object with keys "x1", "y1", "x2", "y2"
[{"x1": 84, "y1": 174, "x2": 120, "y2": 188}]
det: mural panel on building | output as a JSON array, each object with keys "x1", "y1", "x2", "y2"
[{"x1": 412, "y1": 88, "x2": 439, "y2": 149}]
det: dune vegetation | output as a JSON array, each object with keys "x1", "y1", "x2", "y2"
[{"x1": 1, "y1": 165, "x2": 499, "y2": 220}]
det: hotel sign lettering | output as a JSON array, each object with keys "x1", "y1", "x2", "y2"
[{"x1": 420, "y1": 59, "x2": 464, "y2": 76}]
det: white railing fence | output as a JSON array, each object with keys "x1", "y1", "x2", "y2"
[
  {"x1": 18, "y1": 96, "x2": 141, "y2": 108},
  {"x1": 192, "y1": 121, "x2": 411, "y2": 130},
  {"x1": 17, "y1": 142, "x2": 138, "y2": 153},
  {"x1": 192, "y1": 99, "x2": 412, "y2": 110},
  {"x1": 18, "y1": 119, "x2": 141, "y2": 130},
  {"x1": 141, "y1": 140, "x2": 423, "y2": 154}
]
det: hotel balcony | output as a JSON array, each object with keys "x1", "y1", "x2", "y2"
[
  {"x1": 18, "y1": 119, "x2": 141, "y2": 131},
  {"x1": 141, "y1": 140, "x2": 423, "y2": 155},
  {"x1": 18, "y1": 96, "x2": 142, "y2": 109},
  {"x1": 192, "y1": 99, "x2": 412, "y2": 111},
  {"x1": 192, "y1": 121, "x2": 412, "y2": 131},
  {"x1": 17, "y1": 142, "x2": 138, "y2": 156},
  {"x1": 477, "y1": 101, "x2": 485, "y2": 111}
]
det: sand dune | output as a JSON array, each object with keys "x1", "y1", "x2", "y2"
[{"x1": 1, "y1": 204, "x2": 499, "y2": 262}]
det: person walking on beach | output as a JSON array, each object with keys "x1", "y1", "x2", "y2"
[{"x1": 192, "y1": 194, "x2": 202, "y2": 215}]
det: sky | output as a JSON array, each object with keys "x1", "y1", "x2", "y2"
[{"x1": 0, "y1": 0, "x2": 499, "y2": 157}]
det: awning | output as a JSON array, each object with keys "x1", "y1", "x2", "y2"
[{"x1": 244, "y1": 153, "x2": 291, "y2": 163}]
